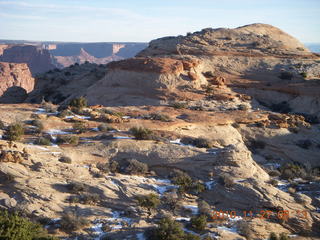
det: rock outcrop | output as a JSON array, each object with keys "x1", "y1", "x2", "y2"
[
  {"x1": 0, "y1": 45, "x2": 55, "y2": 75},
  {"x1": 0, "y1": 62, "x2": 34, "y2": 103}
]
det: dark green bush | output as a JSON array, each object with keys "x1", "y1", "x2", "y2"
[
  {"x1": 181, "y1": 137, "x2": 213, "y2": 148},
  {"x1": 171, "y1": 170, "x2": 193, "y2": 193},
  {"x1": 98, "y1": 124, "x2": 113, "y2": 132},
  {"x1": 220, "y1": 174, "x2": 234, "y2": 188},
  {"x1": 59, "y1": 212, "x2": 89, "y2": 232},
  {"x1": 269, "y1": 232, "x2": 278, "y2": 240},
  {"x1": 96, "y1": 160, "x2": 119, "y2": 174},
  {"x1": 130, "y1": 127, "x2": 154, "y2": 140},
  {"x1": 0, "y1": 210, "x2": 56, "y2": 240},
  {"x1": 148, "y1": 113, "x2": 172, "y2": 122},
  {"x1": 68, "y1": 97, "x2": 87, "y2": 110},
  {"x1": 189, "y1": 215, "x2": 207, "y2": 232},
  {"x1": 198, "y1": 200, "x2": 211, "y2": 218},
  {"x1": 300, "y1": 72, "x2": 307, "y2": 78},
  {"x1": 123, "y1": 159, "x2": 148, "y2": 175},
  {"x1": 66, "y1": 182, "x2": 89, "y2": 194},
  {"x1": 56, "y1": 135, "x2": 79, "y2": 145},
  {"x1": 145, "y1": 217, "x2": 200, "y2": 240},
  {"x1": 6, "y1": 123, "x2": 25, "y2": 141},
  {"x1": 0, "y1": 120, "x2": 5, "y2": 130},
  {"x1": 31, "y1": 120, "x2": 44, "y2": 133},
  {"x1": 59, "y1": 156, "x2": 72, "y2": 164},
  {"x1": 36, "y1": 136, "x2": 51, "y2": 146},
  {"x1": 280, "y1": 163, "x2": 307, "y2": 180},
  {"x1": 72, "y1": 121, "x2": 87, "y2": 134},
  {"x1": 67, "y1": 193, "x2": 100, "y2": 205},
  {"x1": 171, "y1": 102, "x2": 188, "y2": 109},
  {"x1": 136, "y1": 193, "x2": 160, "y2": 210}
]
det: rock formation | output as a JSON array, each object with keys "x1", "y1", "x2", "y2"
[
  {"x1": 0, "y1": 45, "x2": 55, "y2": 75},
  {"x1": 0, "y1": 62, "x2": 34, "y2": 103}
]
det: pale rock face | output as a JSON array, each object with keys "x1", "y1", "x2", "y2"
[{"x1": 0, "y1": 62, "x2": 35, "y2": 102}]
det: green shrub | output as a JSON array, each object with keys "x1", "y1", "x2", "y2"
[
  {"x1": 130, "y1": 127, "x2": 154, "y2": 140},
  {"x1": 145, "y1": 217, "x2": 200, "y2": 240},
  {"x1": 171, "y1": 170, "x2": 193, "y2": 193},
  {"x1": 98, "y1": 124, "x2": 113, "y2": 132},
  {"x1": 136, "y1": 193, "x2": 160, "y2": 210},
  {"x1": 31, "y1": 120, "x2": 44, "y2": 133},
  {"x1": 300, "y1": 72, "x2": 307, "y2": 78},
  {"x1": 72, "y1": 121, "x2": 87, "y2": 134},
  {"x1": 181, "y1": 137, "x2": 213, "y2": 148},
  {"x1": 171, "y1": 102, "x2": 188, "y2": 109},
  {"x1": 279, "y1": 233, "x2": 289, "y2": 240},
  {"x1": 191, "y1": 181, "x2": 205, "y2": 195},
  {"x1": 69, "y1": 97, "x2": 87, "y2": 110},
  {"x1": 36, "y1": 136, "x2": 51, "y2": 146},
  {"x1": 59, "y1": 156, "x2": 72, "y2": 164},
  {"x1": 6, "y1": 123, "x2": 25, "y2": 141},
  {"x1": 220, "y1": 174, "x2": 234, "y2": 188},
  {"x1": 123, "y1": 159, "x2": 148, "y2": 175},
  {"x1": 0, "y1": 210, "x2": 57, "y2": 240},
  {"x1": 59, "y1": 212, "x2": 89, "y2": 232},
  {"x1": 198, "y1": 200, "x2": 211, "y2": 218},
  {"x1": 96, "y1": 160, "x2": 119, "y2": 174},
  {"x1": 67, "y1": 193, "x2": 100, "y2": 205},
  {"x1": 189, "y1": 215, "x2": 207, "y2": 232},
  {"x1": 58, "y1": 109, "x2": 72, "y2": 118},
  {"x1": 0, "y1": 120, "x2": 5, "y2": 130},
  {"x1": 269, "y1": 232, "x2": 278, "y2": 240},
  {"x1": 66, "y1": 182, "x2": 89, "y2": 194},
  {"x1": 280, "y1": 163, "x2": 307, "y2": 180},
  {"x1": 56, "y1": 135, "x2": 79, "y2": 145},
  {"x1": 149, "y1": 113, "x2": 172, "y2": 122}
]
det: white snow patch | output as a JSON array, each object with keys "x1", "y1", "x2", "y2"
[
  {"x1": 92, "y1": 127, "x2": 99, "y2": 132},
  {"x1": 122, "y1": 116, "x2": 131, "y2": 119},
  {"x1": 46, "y1": 129, "x2": 72, "y2": 135},
  {"x1": 0, "y1": 135, "x2": 2, "y2": 139},
  {"x1": 217, "y1": 226, "x2": 238, "y2": 233},
  {"x1": 175, "y1": 217, "x2": 190, "y2": 221},
  {"x1": 27, "y1": 144, "x2": 49, "y2": 151},
  {"x1": 113, "y1": 136, "x2": 134, "y2": 139},
  {"x1": 205, "y1": 180, "x2": 217, "y2": 190},
  {"x1": 183, "y1": 205, "x2": 199, "y2": 215}
]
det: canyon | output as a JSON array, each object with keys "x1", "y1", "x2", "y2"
[{"x1": 0, "y1": 24, "x2": 319, "y2": 240}]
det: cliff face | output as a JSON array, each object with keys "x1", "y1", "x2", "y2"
[
  {"x1": 0, "y1": 45, "x2": 55, "y2": 75},
  {"x1": 0, "y1": 62, "x2": 34, "y2": 102},
  {"x1": 49, "y1": 42, "x2": 148, "y2": 67}
]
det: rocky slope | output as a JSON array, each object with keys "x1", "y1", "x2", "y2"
[{"x1": 0, "y1": 62, "x2": 35, "y2": 103}]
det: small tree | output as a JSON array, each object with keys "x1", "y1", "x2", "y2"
[
  {"x1": 6, "y1": 123, "x2": 24, "y2": 141},
  {"x1": 69, "y1": 97, "x2": 87, "y2": 110},
  {"x1": 130, "y1": 127, "x2": 154, "y2": 140},
  {"x1": 136, "y1": 193, "x2": 160, "y2": 211},
  {"x1": 190, "y1": 215, "x2": 207, "y2": 232}
]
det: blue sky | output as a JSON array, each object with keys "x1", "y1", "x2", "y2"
[{"x1": 0, "y1": 0, "x2": 319, "y2": 43}]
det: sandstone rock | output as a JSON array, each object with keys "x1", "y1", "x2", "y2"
[
  {"x1": 0, "y1": 45, "x2": 55, "y2": 75},
  {"x1": 0, "y1": 62, "x2": 34, "y2": 100}
]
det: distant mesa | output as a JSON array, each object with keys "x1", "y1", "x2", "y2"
[{"x1": 0, "y1": 41, "x2": 148, "y2": 75}]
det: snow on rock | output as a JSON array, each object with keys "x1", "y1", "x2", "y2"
[
  {"x1": 205, "y1": 180, "x2": 217, "y2": 190},
  {"x1": 46, "y1": 129, "x2": 72, "y2": 135},
  {"x1": 217, "y1": 226, "x2": 239, "y2": 233},
  {"x1": 183, "y1": 205, "x2": 199, "y2": 215}
]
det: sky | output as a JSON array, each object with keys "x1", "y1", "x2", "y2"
[{"x1": 0, "y1": 0, "x2": 319, "y2": 43}]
